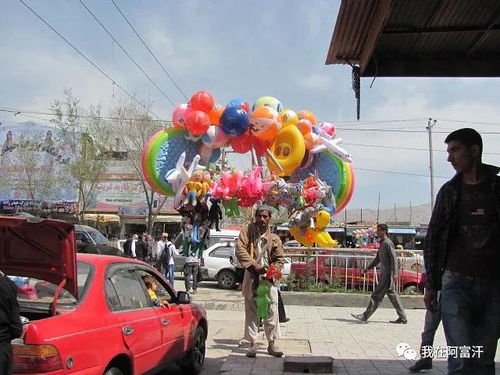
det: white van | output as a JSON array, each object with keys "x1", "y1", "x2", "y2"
[{"x1": 207, "y1": 229, "x2": 240, "y2": 248}]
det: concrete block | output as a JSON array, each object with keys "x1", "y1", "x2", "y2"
[{"x1": 283, "y1": 355, "x2": 334, "y2": 373}]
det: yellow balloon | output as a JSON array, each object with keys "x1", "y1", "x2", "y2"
[
  {"x1": 310, "y1": 230, "x2": 338, "y2": 248},
  {"x1": 266, "y1": 125, "x2": 306, "y2": 176},
  {"x1": 315, "y1": 210, "x2": 331, "y2": 229},
  {"x1": 290, "y1": 227, "x2": 314, "y2": 247},
  {"x1": 279, "y1": 109, "x2": 299, "y2": 128}
]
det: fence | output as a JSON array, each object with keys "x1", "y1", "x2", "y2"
[{"x1": 283, "y1": 247, "x2": 424, "y2": 294}]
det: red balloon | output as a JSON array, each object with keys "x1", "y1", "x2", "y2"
[
  {"x1": 189, "y1": 91, "x2": 215, "y2": 113},
  {"x1": 230, "y1": 133, "x2": 252, "y2": 154},
  {"x1": 185, "y1": 110, "x2": 210, "y2": 136},
  {"x1": 252, "y1": 137, "x2": 269, "y2": 156}
]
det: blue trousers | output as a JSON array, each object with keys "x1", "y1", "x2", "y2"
[
  {"x1": 165, "y1": 264, "x2": 175, "y2": 286},
  {"x1": 440, "y1": 270, "x2": 500, "y2": 375}
]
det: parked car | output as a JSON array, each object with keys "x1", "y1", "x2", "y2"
[
  {"x1": 200, "y1": 242, "x2": 292, "y2": 289},
  {"x1": 290, "y1": 249, "x2": 424, "y2": 293},
  {"x1": 1, "y1": 216, "x2": 208, "y2": 375},
  {"x1": 172, "y1": 229, "x2": 240, "y2": 281},
  {"x1": 75, "y1": 224, "x2": 123, "y2": 256}
]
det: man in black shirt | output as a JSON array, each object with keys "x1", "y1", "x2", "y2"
[
  {"x1": 0, "y1": 271, "x2": 23, "y2": 374},
  {"x1": 424, "y1": 128, "x2": 500, "y2": 375}
]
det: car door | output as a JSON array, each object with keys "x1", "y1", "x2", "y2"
[
  {"x1": 138, "y1": 269, "x2": 190, "y2": 359},
  {"x1": 105, "y1": 265, "x2": 163, "y2": 374}
]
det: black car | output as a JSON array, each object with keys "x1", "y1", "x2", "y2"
[{"x1": 75, "y1": 224, "x2": 123, "y2": 256}]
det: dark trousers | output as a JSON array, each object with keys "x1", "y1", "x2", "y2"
[
  {"x1": 0, "y1": 343, "x2": 13, "y2": 375},
  {"x1": 278, "y1": 290, "x2": 287, "y2": 322},
  {"x1": 184, "y1": 262, "x2": 199, "y2": 291}
]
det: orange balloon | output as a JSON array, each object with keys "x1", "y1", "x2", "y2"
[
  {"x1": 208, "y1": 103, "x2": 224, "y2": 125},
  {"x1": 296, "y1": 119, "x2": 313, "y2": 135},
  {"x1": 297, "y1": 110, "x2": 317, "y2": 125},
  {"x1": 249, "y1": 106, "x2": 281, "y2": 141}
]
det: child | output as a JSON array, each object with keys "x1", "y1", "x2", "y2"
[{"x1": 142, "y1": 275, "x2": 169, "y2": 307}]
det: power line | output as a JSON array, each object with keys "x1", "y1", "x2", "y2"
[
  {"x1": 336, "y1": 127, "x2": 500, "y2": 134},
  {"x1": 0, "y1": 107, "x2": 170, "y2": 124},
  {"x1": 343, "y1": 141, "x2": 500, "y2": 155},
  {"x1": 110, "y1": 0, "x2": 188, "y2": 101},
  {"x1": 78, "y1": 0, "x2": 176, "y2": 108},
  {"x1": 17, "y1": 0, "x2": 163, "y2": 121},
  {"x1": 333, "y1": 118, "x2": 427, "y2": 125},
  {"x1": 355, "y1": 167, "x2": 450, "y2": 180},
  {"x1": 436, "y1": 118, "x2": 500, "y2": 127}
]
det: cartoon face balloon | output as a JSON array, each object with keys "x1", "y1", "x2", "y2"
[
  {"x1": 266, "y1": 125, "x2": 306, "y2": 176},
  {"x1": 249, "y1": 106, "x2": 282, "y2": 141}
]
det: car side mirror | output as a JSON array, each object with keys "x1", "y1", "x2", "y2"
[{"x1": 177, "y1": 291, "x2": 191, "y2": 304}]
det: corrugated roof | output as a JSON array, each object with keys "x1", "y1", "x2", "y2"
[{"x1": 327, "y1": 0, "x2": 500, "y2": 77}]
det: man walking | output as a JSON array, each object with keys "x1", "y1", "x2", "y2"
[
  {"x1": 351, "y1": 223, "x2": 407, "y2": 323},
  {"x1": 236, "y1": 205, "x2": 285, "y2": 358},
  {"x1": 424, "y1": 128, "x2": 499, "y2": 375},
  {"x1": 158, "y1": 233, "x2": 178, "y2": 285},
  {"x1": 0, "y1": 270, "x2": 23, "y2": 374}
]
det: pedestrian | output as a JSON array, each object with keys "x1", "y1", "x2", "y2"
[
  {"x1": 409, "y1": 301, "x2": 441, "y2": 372},
  {"x1": 123, "y1": 234, "x2": 147, "y2": 260},
  {"x1": 351, "y1": 223, "x2": 407, "y2": 323},
  {"x1": 236, "y1": 205, "x2": 285, "y2": 358},
  {"x1": 424, "y1": 128, "x2": 500, "y2": 375},
  {"x1": 0, "y1": 270, "x2": 23, "y2": 374},
  {"x1": 158, "y1": 233, "x2": 179, "y2": 285}
]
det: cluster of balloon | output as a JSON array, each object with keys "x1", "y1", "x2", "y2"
[
  {"x1": 353, "y1": 226, "x2": 379, "y2": 249},
  {"x1": 141, "y1": 91, "x2": 357, "y2": 249}
]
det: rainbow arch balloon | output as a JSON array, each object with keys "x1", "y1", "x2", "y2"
[
  {"x1": 291, "y1": 150, "x2": 355, "y2": 214},
  {"x1": 141, "y1": 127, "x2": 220, "y2": 196}
]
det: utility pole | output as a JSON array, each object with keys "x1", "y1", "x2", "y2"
[
  {"x1": 426, "y1": 118, "x2": 437, "y2": 210},
  {"x1": 376, "y1": 192, "x2": 381, "y2": 223}
]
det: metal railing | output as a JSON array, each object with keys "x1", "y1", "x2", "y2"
[{"x1": 283, "y1": 249, "x2": 423, "y2": 294}]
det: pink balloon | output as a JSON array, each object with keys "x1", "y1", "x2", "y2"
[{"x1": 172, "y1": 103, "x2": 191, "y2": 128}]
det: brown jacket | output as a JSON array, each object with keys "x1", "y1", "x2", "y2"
[{"x1": 236, "y1": 222, "x2": 284, "y2": 270}]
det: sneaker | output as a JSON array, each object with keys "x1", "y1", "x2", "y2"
[
  {"x1": 246, "y1": 343, "x2": 257, "y2": 358},
  {"x1": 389, "y1": 317, "x2": 408, "y2": 324},
  {"x1": 351, "y1": 313, "x2": 367, "y2": 322},
  {"x1": 267, "y1": 341, "x2": 283, "y2": 357},
  {"x1": 409, "y1": 358, "x2": 432, "y2": 372},
  {"x1": 279, "y1": 317, "x2": 290, "y2": 323}
]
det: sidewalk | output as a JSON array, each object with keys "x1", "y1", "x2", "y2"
[{"x1": 168, "y1": 279, "x2": 499, "y2": 375}]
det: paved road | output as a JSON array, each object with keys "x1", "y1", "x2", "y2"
[{"x1": 163, "y1": 276, "x2": 499, "y2": 375}]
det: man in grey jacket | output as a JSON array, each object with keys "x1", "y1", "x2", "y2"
[{"x1": 351, "y1": 223, "x2": 407, "y2": 323}]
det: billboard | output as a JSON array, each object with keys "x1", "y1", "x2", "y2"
[{"x1": 0, "y1": 122, "x2": 78, "y2": 202}]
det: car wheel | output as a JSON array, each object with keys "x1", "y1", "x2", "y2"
[
  {"x1": 104, "y1": 367, "x2": 123, "y2": 375},
  {"x1": 217, "y1": 269, "x2": 236, "y2": 289},
  {"x1": 180, "y1": 326, "x2": 206, "y2": 374},
  {"x1": 403, "y1": 285, "x2": 418, "y2": 294}
]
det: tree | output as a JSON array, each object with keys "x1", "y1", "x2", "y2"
[
  {"x1": 109, "y1": 98, "x2": 166, "y2": 233},
  {"x1": 50, "y1": 89, "x2": 112, "y2": 222}
]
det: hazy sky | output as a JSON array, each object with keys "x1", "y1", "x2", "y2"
[{"x1": 1, "y1": 0, "x2": 499, "y2": 210}]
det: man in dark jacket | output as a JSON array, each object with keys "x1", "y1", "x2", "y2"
[
  {"x1": 0, "y1": 271, "x2": 23, "y2": 374},
  {"x1": 424, "y1": 128, "x2": 500, "y2": 375}
]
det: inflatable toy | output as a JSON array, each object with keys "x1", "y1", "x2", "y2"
[
  {"x1": 172, "y1": 103, "x2": 191, "y2": 128},
  {"x1": 208, "y1": 103, "x2": 224, "y2": 125},
  {"x1": 186, "y1": 110, "x2": 210, "y2": 136},
  {"x1": 220, "y1": 107, "x2": 249, "y2": 137},
  {"x1": 267, "y1": 125, "x2": 305, "y2": 176},
  {"x1": 226, "y1": 98, "x2": 250, "y2": 113},
  {"x1": 189, "y1": 90, "x2": 215, "y2": 113},
  {"x1": 252, "y1": 96, "x2": 283, "y2": 113},
  {"x1": 279, "y1": 109, "x2": 299, "y2": 128},
  {"x1": 249, "y1": 106, "x2": 281, "y2": 141}
]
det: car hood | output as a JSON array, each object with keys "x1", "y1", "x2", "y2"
[{"x1": 0, "y1": 216, "x2": 78, "y2": 298}]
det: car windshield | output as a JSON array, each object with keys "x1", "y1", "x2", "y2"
[
  {"x1": 86, "y1": 227, "x2": 109, "y2": 245},
  {"x1": 12, "y1": 261, "x2": 93, "y2": 306}
]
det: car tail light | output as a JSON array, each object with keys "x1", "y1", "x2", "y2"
[{"x1": 12, "y1": 342, "x2": 63, "y2": 373}]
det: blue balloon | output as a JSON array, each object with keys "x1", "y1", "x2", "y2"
[
  {"x1": 226, "y1": 98, "x2": 249, "y2": 112},
  {"x1": 220, "y1": 107, "x2": 249, "y2": 137}
]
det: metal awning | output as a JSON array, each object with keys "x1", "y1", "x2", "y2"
[
  {"x1": 389, "y1": 228, "x2": 416, "y2": 235},
  {"x1": 83, "y1": 214, "x2": 120, "y2": 223},
  {"x1": 154, "y1": 215, "x2": 182, "y2": 223}
]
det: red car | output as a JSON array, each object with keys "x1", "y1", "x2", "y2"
[
  {"x1": 291, "y1": 250, "x2": 424, "y2": 294},
  {"x1": 0, "y1": 216, "x2": 208, "y2": 375}
]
